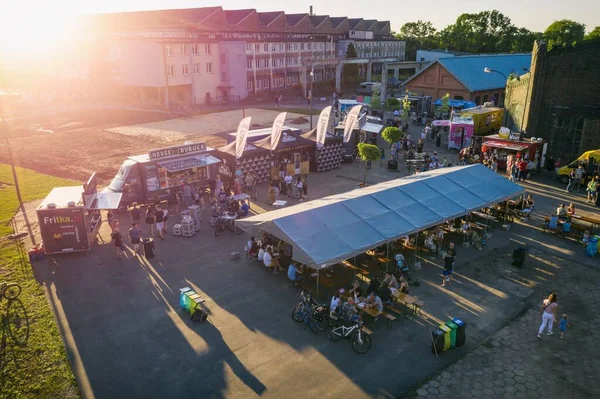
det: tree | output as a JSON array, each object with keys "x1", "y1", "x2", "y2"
[
  {"x1": 439, "y1": 11, "x2": 517, "y2": 53},
  {"x1": 357, "y1": 143, "x2": 381, "y2": 185},
  {"x1": 440, "y1": 93, "x2": 450, "y2": 114},
  {"x1": 370, "y1": 86, "x2": 381, "y2": 110},
  {"x1": 381, "y1": 126, "x2": 403, "y2": 146},
  {"x1": 511, "y1": 28, "x2": 542, "y2": 52},
  {"x1": 585, "y1": 26, "x2": 600, "y2": 40},
  {"x1": 401, "y1": 95, "x2": 411, "y2": 122},
  {"x1": 396, "y1": 20, "x2": 439, "y2": 60},
  {"x1": 543, "y1": 20, "x2": 586, "y2": 49},
  {"x1": 343, "y1": 43, "x2": 359, "y2": 88}
]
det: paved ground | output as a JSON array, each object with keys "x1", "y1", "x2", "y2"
[{"x1": 28, "y1": 125, "x2": 600, "y2": 399}]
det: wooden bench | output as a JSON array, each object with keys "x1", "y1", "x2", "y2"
[
  {"x1": 393, "y1": 291, "x2": 424, "y2": 319},
  {"x1": 381, "y1": 312, "x2": 397, "y2": 329}
]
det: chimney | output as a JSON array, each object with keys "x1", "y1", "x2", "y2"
[{"x1": 310, "y1": 6, "x2": 313, "y2": 16}]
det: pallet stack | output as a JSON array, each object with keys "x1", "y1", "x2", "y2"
[
  {"x1": 188, "y1": 205, "x2": 202, "y2": 232},
  {"x1": 181, "y1": 216, "x2": 195, "y2": 237}
]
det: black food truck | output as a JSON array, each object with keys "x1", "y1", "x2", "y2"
[
  {"x1": 334, "y1": 113, "x2": 384, "y2": 162},
  {"x1": 102, "y1": 141, "x2": 221, "y2": 213}
]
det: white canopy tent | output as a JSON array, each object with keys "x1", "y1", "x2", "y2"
[{"x1": 236, "y1": 164, "x2": 524, "y2": 268}]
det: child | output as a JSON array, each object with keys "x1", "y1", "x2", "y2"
[
  {"x1": 582, "y1": 230, "x2": 590, "y2": 250},
  {"x1": 559, "y1": 314, "x2": 569, "y2": 339}
]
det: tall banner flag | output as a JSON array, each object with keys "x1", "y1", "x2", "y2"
[
  {"x1": 343, "y1": 105, "x2": 362, "y2": 143},
  {"x1": 270, "y1": 112, "x2": 287, "y2": 151},
  {"x1": 235, "y1": 116, "x2": 252, "y2": 159},
  {"x1": 316, "y1": 106, "x2": 332, "y2": 148}
]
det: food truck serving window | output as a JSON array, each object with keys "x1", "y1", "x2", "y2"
[
  {"x1": 157, "y1": 155, "x2": 220, "y2": 189},
  {"x1": 108, "y1": 159, "x2": 137, "y2": 192}
]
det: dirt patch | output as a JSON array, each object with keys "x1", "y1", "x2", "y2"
[{"x1": 290, "y1": 116, "x2": 309, "y2": 124}]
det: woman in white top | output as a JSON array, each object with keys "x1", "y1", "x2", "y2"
[
  {"x1": 257, "y1": 246, "x2": 265, "y2": 262},
  {"x1": 296, "y1": 178, "x2": 304, "y2": 202}
]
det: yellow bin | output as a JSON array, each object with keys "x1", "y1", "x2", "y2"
[{"x1": 438, "y1": 324, "x2": 452, "y2": 352}]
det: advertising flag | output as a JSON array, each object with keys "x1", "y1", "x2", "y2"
[
  {"x1": 235, "y1": 116, "x2": 252, "y2": 159},
  {"x1": 343, "y1": 105, "x2": 362, "y2": 143},
  {"x1": 270, "y1": 112, "x2": 287, "y2": 151},
  {"x1": 316, "y1": 106, "x2": 332, "y2": 148}
]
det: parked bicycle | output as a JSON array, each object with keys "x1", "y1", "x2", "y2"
[
  {"x1": 325, "y1": 315, "x2": 372, "y2": 354},
  {"x1": 291, "y1": 291, "x2": 326, "y2": 333}
]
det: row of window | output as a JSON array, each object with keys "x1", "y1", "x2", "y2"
[
  {"x1": 357, "y1": 51, "x2": 403, "y2": 58},
  {"x1": 167, "y1": 63, "x2": 213, "y2": 77},
  {"x1": 166, "y1": 44, "x2": 213, "y2": 57},
  {"x1": 246, "y1": 57, "x2": 304, "y2": 70},
  {"x1": 245, "y1": 41, "x2": 332, "y2": 53},
  {"x1": 354, "y1": 42, "x2": 404, "y2": 48},
  {"x1": 246, "y1": 71, "x2": 334, "y2": 92}
]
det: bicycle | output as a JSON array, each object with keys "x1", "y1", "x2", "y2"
[
  {"x1": 291, "y1": 291, "x2": 323, "y2": 333},
  {"x1": 325, "y1": 316, "x2": 372, "y2": 354}
]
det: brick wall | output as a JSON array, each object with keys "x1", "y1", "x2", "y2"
[{"x1": 506, "y1": 39, "x2": 600, "y2": 162}]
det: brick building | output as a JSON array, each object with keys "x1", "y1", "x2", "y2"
[
  {"x1": 505, "y1": 39, "x2": 600, "y2": 162},
  {"x1": 403, "y1": 54, "x2": 531, "y2": 106},
  {"x1": 80, "y1": 7, "x2": 405, "y2": 109}
]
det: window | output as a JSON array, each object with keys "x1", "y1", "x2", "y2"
[
  {"x1": 286, "y1": 43, "x2": 292, "y2": 51},
  {"x1": 246, "y1": 60, "x2": 253, "y2": 70},
  {"x1": 264, "y1": 43, "x2": 268, "y2": 52},
  {"x1": 247, "y1": 80, "x2": 253, "y2": 91},
  {"x1": 193, "y1": 63, "x2": 201, "y2": 74},
  {"x1": 255, "y1": 43, "x2": 260, "y2": 52},
  {"x1": 182, "y1": 64, "x2": 189, "y2": 76},
  {"x1": 286, "y1": 76, "x2": 292, "y2": 86},
  {"x1": 474, "y1": 96, "x2": 481, "y2": 105},
  {"x1": 204, "y1": 44, "x2": 212, "y2": 55},
  {"x1": 220, "y1": 54, "x2": 226, "y2": 64},
  {"x1": 271, "y1": 43, "x2": 276, "y2": 52},
  {"x1": 255, "y1": 59, "x2": 260, "y2": 69},
  {"x1": 278, "y1": 43, "x2": 284, "y2": 51},
  {"x1": 246, "y1": 43, "x2": 252, "y2": 53},
  {"x1": 256, "y1": 80, "x2": 261, "y2": 89},
  {"x1": 301, "y1": 43, "x2": 305, "y2": 50},
  {"x1": 192, "y1": 44, "x2": 199, "y2": 56},
  {"x1": 165, "y1": 45, "x2": 173, "y2": 57},
  {"x1": 167, "y1": 65, "x2": 175, "y2": 77},
  {"x1": 263, "y1": 79, "x2": 270, "y2": 89},
  {"x1": 271, "y1": 58, "x2": 276, "y2": 67},
  {"x1": 181, "y1": 45, "x2": 187, "y2": 56},
  {"x1": 221, "y1": 72, "x2": 227, "y2": 82},
  {"x1": 206, "y1": 62, "x2": 213, "y2": 73},
  {"x1": 263, "y1": 59, "x2": 269, "y2": 68}
]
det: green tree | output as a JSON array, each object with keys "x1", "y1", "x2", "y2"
[
  {"x1": 396, "y1": 20, "x2": 439, "y2": 60},
  {"x1": 401, "y1": 95, "x2": 411, "y2": 122},
  {"x1": 357, "y1": 143, "x2": 381, "y2": 185},
  {"x1": 511, "y1": 28, "x2": 542, "y2": 52},
  {"x1": 584, "y1": 26, "x2": 600, "y2": 40},
  {"x1": 370, "y1": 86, "x2": 381, "y2": 109},
  {"x1": 543, "y1": 20, "x2": 586, "y2": 48},
  {"x1": 440, "y1": 93, "x2": 450, "y2": 114},
  {"x1": 343, "y1": 43, "x2": 359, "y2": 87},
  {"x1": 381, "y1": 126, "x2": 403, "y2": 145}
]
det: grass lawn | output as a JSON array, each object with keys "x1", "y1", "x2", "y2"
[
  {"x1": 0, "y1": 241, "x2": 80, "y2": 398},
  {"x1": 0, "y1": 164, "x2": 79, "y2": 237}
]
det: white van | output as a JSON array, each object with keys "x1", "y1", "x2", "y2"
[{"x1": 356, "y1": 82, "x2": 381, "y2": 96}]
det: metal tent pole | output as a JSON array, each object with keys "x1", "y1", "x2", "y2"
[{"x1": 317, "y1": 268, "x2": 320, "y2": 301}]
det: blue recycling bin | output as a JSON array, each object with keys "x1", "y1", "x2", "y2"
[
  {"x1": 180, "y1": 287, "x2": 192, "y2": 309},
  {"x1": 586, "y1": 237, "x2": 598, "y2": 257}
]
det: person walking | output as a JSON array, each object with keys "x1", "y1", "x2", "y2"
[
  {"x1": 130, "y1": 203, "x2": 141, "y2": 225},
  {"x1": 128, "y1": 222, "x2": 143, "y2": 256},
  {"x1": 559, "y1": 314, "x2": 569, "y2": 339},
  {"x1": 566, "y1": 169, "x2": 576, "y2": 192},
  {"x1": 182, "y1": 182, "x2": 194, "y2": 207},
  {"x1": 586, "y1": 178, "x2": 597, "y2": 203},
  {"x1": 145, "y1": 206, "x2": 155, "y2": 237},
  {"x1": 154, "y1": 205, "x2": 165, "y2": 241},
  {"x1": 301, "y1": 174, "x2": 308, "y2": 200},
  {"x1": 537, "y1": 292, "x2": 558, "y2": 338},
  {"x1": 251, "y1": 173, "x2": 259, "y2": 200},
  {"x1": 442, "y1": 242, "x2": 457, "y2": 287},
  {"x1": 575, "y1": 165, "x2": 584, "y2": 192},
  {"x1": 111, "y1": 228, "x2": 125, "y2": 260}
]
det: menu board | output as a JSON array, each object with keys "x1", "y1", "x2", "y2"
[{"x1": 144, "y1": 164, "x2": 160, "y2": 192}]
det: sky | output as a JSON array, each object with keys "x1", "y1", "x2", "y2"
[{"x1": 0, "y1": 0, "x2": 597, "y2": 54}]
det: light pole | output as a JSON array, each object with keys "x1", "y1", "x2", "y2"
[
  {"x1": 309, "y1": 66, "x2": 314, "y2": 130},
  {"x1": 484, "y1": 67, "x2": 508, "y2": 127}
]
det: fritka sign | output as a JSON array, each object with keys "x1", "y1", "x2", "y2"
[
  {"x1": 43, "y1": 215, "x2": 81, "y2": 225},
  {"x1": 148, "y1": 142, "x2": 207, "y2": 161}
]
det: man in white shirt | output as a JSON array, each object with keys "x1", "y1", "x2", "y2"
[
  {"x1": 258, "y1": 246, "x2": 265, "y2": 262},
  {"x1": 263, "y1": 247, "x2": 283, "y2": 273},
  {"x1": 330, "y1": 293, "x2": 341, "y2": 314},
  {"x1": 284, "y1": 173, "x2": 293, "y2": 197}
]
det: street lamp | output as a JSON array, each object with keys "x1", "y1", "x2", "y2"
[
  {"x1": 309, "y1": 66, "x2": 314, "y2": 130},
  {"x1": 483, "y1": 67, "x2": 507, "y2": 80}
]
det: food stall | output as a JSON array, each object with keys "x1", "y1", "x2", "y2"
[
  {"x1": 300, "y1": 130, "x2": 344, "y2": 172},
  {"x1": 460, "y1": 106, "x2": 503, "y2": 136},
  {"x1": 37, "y1": 173, "x2": 120, "y2": 254},
  {"x1": 216, "y1": 142, "x2": 273, "y2": 184},
  {"x1": 333, "y1": 112, "x2": 384, "y2": 162},
  {"x1": 448, "y1": 117, "x2": 475, "y2": 150},
  {"x1": 482, "y1": 132, "x2": 547, "y2": 170},
  {"x1": 252, "y1": 130, "x2": 313, "y2": 178},
  {"x1": 102, "y1": 142, "x2": 221, "y2": 212}
]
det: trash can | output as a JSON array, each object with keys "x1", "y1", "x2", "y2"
[
  {"x1": 387, "y1": 160, "x2": 398, "y2": 172},
  {"x1": 179, "y1": 287, "x2": 192, "y2": 309},
  {"x1": 453, "y1": 317, "x2": 467, "y2": 347},
  {"x1": 438, "y1": 324, "x2": 451, "y2": 352},
  {"x1": 446, "y1": 320, "x2": 458, "y2": 349},
  {"x1": 431, "y1": 329, "x2": 445, "y2": 354},
  {"x1": 142, "y1": 237, "x2": 155, "y2": 258},
  {"x1": 512, "y1": 247, "x2": 527, "y2": 268},
  {"x1": 586, "y1": 237, "x2": 598, "y2": 257}
]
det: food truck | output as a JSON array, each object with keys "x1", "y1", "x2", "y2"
[
  {"x1": 36, "y1": 173, "x2": 117, "y2": 254},
  {"x1": 103, "y1": 141, "x2": 221, "y2": 213},
  {"x1": 481, "y1": 132, "x2": 547, "y2": 170},
  {"x1": 460, "y1": 106, "x2": 504, "y2": 136},
  {"x1": 334, "y1": 112, "x2": 384, "y2": 162}
]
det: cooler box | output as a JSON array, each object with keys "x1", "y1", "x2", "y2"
[
  {"x1": 453, "y1": 317, "x2": 467, "y2": 347},
  {"x1": 438, "y1": 324, "x2": 451, "y2": 351},
  {"x1": 179, "y1": 287, "x2": 192, "y2": 309},
  {"x1": 431, "y1": 329, "x2": 445, "y2": 354},
  {"x1": 446, "y1": 320, "x2": 458, "y2": 349},
  {"x1": 142, "y1": 237, "x2": 155, "y2": 258},
  {"x1": 387, "y1": 160, "x2": 398, "y2": 171},
  {"x1": 586, "y1": 237, "x2": 598, "y2": 257}
]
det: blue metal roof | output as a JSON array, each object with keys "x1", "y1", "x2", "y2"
[{"x1": 438, "y1": 54, "x2": 532, "y2": 92}]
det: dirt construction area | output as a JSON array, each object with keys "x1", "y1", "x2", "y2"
[{"x1": 0, "y1": 107, "x2": 312, "y2": 184}]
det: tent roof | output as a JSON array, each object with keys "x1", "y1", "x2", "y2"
[{"x1": 236, "y1": 164, "x2": 524, "y2": 267}]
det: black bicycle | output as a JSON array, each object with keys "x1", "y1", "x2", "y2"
[
  {"x1": 291, "y1": 291, "x2": 328, "y2": 333},
  {"x1": 325, "y1": 315, "x2": 372, "y2": 354}
]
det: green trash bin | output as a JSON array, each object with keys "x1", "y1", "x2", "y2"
[{"x1": 446, "y1": 320, "x2": 458, "y2": 349}]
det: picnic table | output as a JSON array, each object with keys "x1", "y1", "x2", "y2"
[
  {"x1": 570, "y1": 214, "x2": 600, "y2": 233},
  {"x1": 357, "y1": 302, "x2": 383, "y2": 319},
  {"x1": 392, "y1": 290, "x2": 418, "y2": 319}
]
